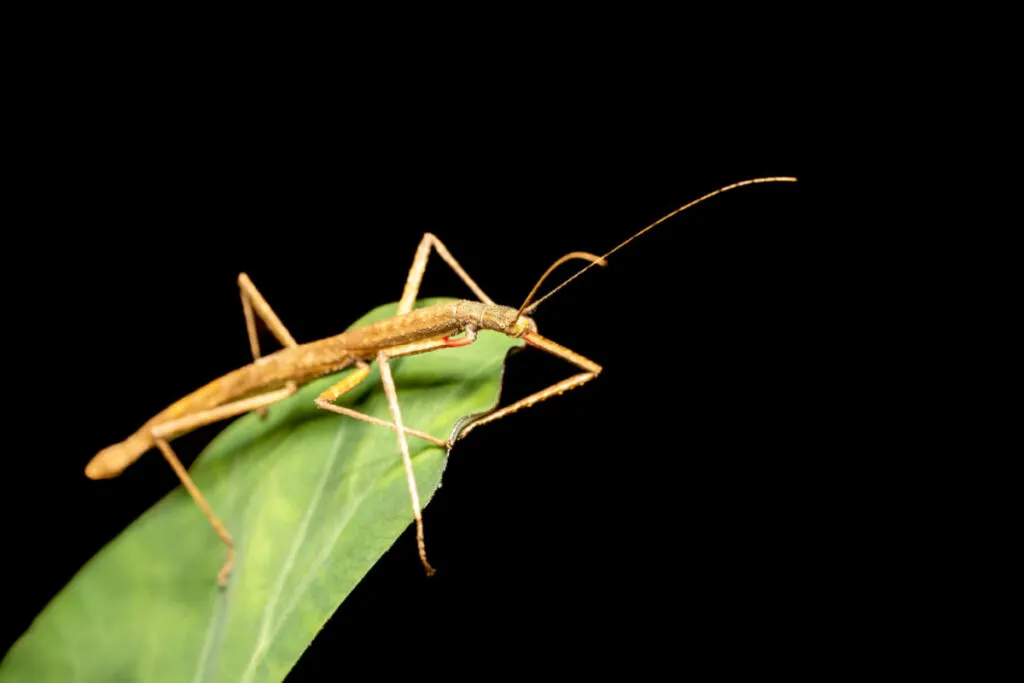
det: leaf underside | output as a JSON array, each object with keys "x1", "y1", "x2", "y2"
[{"x1": 1, "y1": 298, "x2": 522, "y2": 683}]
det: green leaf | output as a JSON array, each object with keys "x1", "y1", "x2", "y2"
[{"x1": 1, "y1": 298, "x2": 522, "y2": 683}]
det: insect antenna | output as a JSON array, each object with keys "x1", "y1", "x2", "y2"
[
  {"x1": 521, "y1": 176, "x2": 797, "y2": 315},
  {"x1": 516, "y1": 252, "x2": 607, "y2": 318}
]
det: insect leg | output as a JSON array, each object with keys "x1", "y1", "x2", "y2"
[
  {"x1": 457, "y1": 332, "x2": 602, "y2": 439},
  {"x1": 315, "y1": 361, "x2": 447, "y2": 448},
  {"x1": 376, "y1": 349, "x2": 435, "y2": 575},
  {"x1": 238, "y1": 272, "x2": 298, "y2": 418},
  {"x1": 149, "y1": 383, "x2": 298, "y2": 586},
  {"x1": 315, "y1": 335, "x2": 481, "y2": 574},
  {"x1": 398, "y1": 233, "x2": 496, "y2": 314},
  {"x1": 238, "y1": 272, "x2": 299, "y2": 357}
]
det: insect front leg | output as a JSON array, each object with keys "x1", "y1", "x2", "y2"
[{"x1": 457, "y1": 332, "x2": 602, "y2": 440}]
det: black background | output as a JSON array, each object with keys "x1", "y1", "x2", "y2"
[{"x1": 2, "y1": 78, "x2": 860, "y2": 679}]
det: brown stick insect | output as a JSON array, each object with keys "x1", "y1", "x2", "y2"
[{"x1": 86, "y1": 176, "x2": 796, "y2": 586}]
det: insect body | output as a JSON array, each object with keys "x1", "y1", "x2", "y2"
[
  {"x1": 87, "y1": 177, "x2": 796, "y2": 586},
  {"x1": 87, "y1": 301, "x2": 534, "y2": 479}
]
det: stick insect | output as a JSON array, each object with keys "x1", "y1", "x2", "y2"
[{"x1": 86, "y1": 176, "x2": 796, "y2": 586}]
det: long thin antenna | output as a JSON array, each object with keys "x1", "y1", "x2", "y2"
[
  {"x1": 522, "y1": 176, "x2": 797, "y2": 315},
  {"x1": 517, "y1": 251, "x2": 607, "y2": 317}
]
